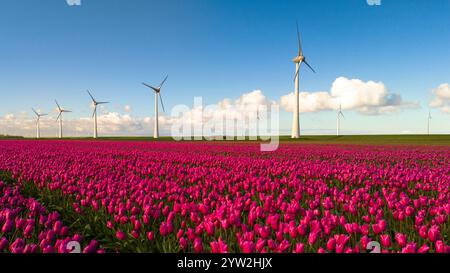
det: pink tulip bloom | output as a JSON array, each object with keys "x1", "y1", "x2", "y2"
[
  {"x1": 395, "y1": 233, "x2": 407, "y2": 247},
  {"x1": 146, "y1": 231, "x2": 154, "y2": 241},
  {"x1": 401, "y1": 243, "x2": 416, "y2": 253},
  {"x1": 259, "y1": 226, "x2": 271, "y2": 239},
  {"x1": 179, "y1": 237, "x2": 188, "y2": 250},
  {"x1": 297, "y1": 223, "x2": 307, "y2": 236},
  {"x1": 435, "y1": 241, "x2": 446, "y2": 253},
  {"x1": 1, "y1": 220, "x2": 13, "y2": 234},
  {"x1": 217, "y1": 238, "x2": 228, "y2": 253},
  {"x1": 380, "y1": 234, "x2": 391, "y2": 247},
  {"x1": 0, "y1": 237, "x2": 9, "y2": 251},
  {"x1": 294, "y1": 243, "x2": 305, "y2": 253},
  {"x1": 131, "y1": 230, "x2": 140, "y2": 239},
  {"x1": 116, "y1": 230, "x2": 126, "y2": 241},
  {"x1": 418, "y1": 225, "x2": 428, "y2": 239},
  {"x1": 43, "y1": 245, "x2": 55, "y2": 253},
  {"x1": 326, "y1": 238, "x2": 336, "y2": 251},
  {"x1": 210, "y1": 241, "x2": 220, "y2": 253},
  {"x1": 159, "y1": 222, "x2": 169, "y2": 237},
  {"x1": 317, "y1": 248, "x2": 326, "y2": 254},
  {"x1": 427, "y1": 226, "x2": 440, "y2": 242},
  {"x1": 241, "y1": 241, "x2": 255, "y2": 253},
  {"x1": 24, "y1": 244, "x2": 38, "y2": 253},
  {"x1": 23, "y1": 225, "x2": 34, "y2": 238},
  {"x1": 193, "y1": 238, "x2": 203, "y2": 253},
  {"x1": 256, "y1": 239, "x2": 266, "y2": 252},
  {"x1": 308, "y1": 232, "x2": 318, "y2": 246},
  {"x1": 360, "y1": 236, "x2": 370, "y2": 249},
  {"x1": 417, "y1": 244, "x2": 430, "y2": 253}
]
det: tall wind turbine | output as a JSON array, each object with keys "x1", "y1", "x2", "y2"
[
  {"x1": 142, "y1": 75, "x2": 168, "y2": 139},
  {"x1": 32, "y1": 108, "x2": 48, "y2": 139},
  {"x1": 292, "y1": 22, "x2": 316, "y2": 138},
  {"x1": 336, "y1": 103, "x2": 345, "y2": 136},
  {"x1": 427, "y1": 110, "x2": 432, "y2": 135},
  {"x1": 55, "y1": 100, "x2": 71, "y2": 139},
  {"x1": 87, "y1": 90, "x2": 109, "y2": 139}
]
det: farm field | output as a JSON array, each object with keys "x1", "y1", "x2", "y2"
[{"x1": 0, "y1": 140, "x2": 449, "y2": 253}]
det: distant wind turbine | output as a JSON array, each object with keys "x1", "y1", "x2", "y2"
[
  {"x1": 87, "y1": 90, "x2": 109, "y2": 139},
  {"x1": 428, "y1": 110, "x2": 432, "y2": 135},
  {"x1": 292, "y1": 21, "x2": 316, "y2": 138},
  {"x1": 336, "y1": 103, "x2": 345, "y2": 136},
  {"x1": 55, "y1": 100, "x2": 71, "y2": 139},
  {"x1": 32, "y1": 108, "x2": 48, "y2": 139},
  {"x1": 142, "y1": 75, "x2": 168, "y2": 139}
]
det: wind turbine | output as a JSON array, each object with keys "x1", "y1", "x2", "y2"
[
  {"x1": 142, "y1": 75, "x2": 168, "y2": 139},
  {"x1": 55, "y1": 100, "x2": 71, "y2": 139},
  {"x1": 427, "y1": 110, "x2": 432, "y2": 135},
  {"x1": 87, "y1": 90, "x2": 109, "y2": 139},
  {"x1": 292, "y1": 22, "x2": 316, "y2": 138},
  {"x1": 336, "y1": 103, "x2": 345, "y2": 136},
  {"x1": 32, "y1": 108, "x2": 48, "y2": 139}
]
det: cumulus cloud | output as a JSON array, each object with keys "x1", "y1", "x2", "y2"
[
  {"x1": 66, "y1": 0, "x2": 81, "y2": 6},
  {"x1": 429, "y1": 83, "x2": 450, "y2": 114},
  {"x1": 124, "y1": 105, "x2": 132, "y2": 112},
  {"x1": 169, "y1": 90, "x2": 278, "y2": 137},
  {"x1": 280, "y1": 77, "x2": 418, "y2": 115},
  {"x1": 0, "y1": 91, "x2": 277, "y2": 137},
  {"x1": 169, "y1": 90, "x2": 274, "y2": 122},
  {"x1": 0, "y1": 108, "x2": 153, "y2": 137}
]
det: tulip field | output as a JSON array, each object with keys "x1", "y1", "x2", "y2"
[{"x1": 0, "y1": 140, "x2": 448, "y2": 253}]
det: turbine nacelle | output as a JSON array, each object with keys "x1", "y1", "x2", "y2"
[
  {"x1": 293, "y1": 22, "x2": 315, "y2": 81},
  {"x1": 142, "y1": 75, "x2": 168, "y2": 113},
  {"x1": 293, "y1": 55, "x2": 305, "y2": 63},
  {"x1": 32, "y1": 108, "x2": 48, "y2": 119},
  {"x1": 142, "y1": 83, "x2": 161, "y2": 93}
]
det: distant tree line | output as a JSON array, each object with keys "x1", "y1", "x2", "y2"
[{"x1": 0, "y1": 134, "x2": 24, "y2": 139}]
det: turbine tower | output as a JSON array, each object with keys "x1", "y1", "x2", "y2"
[
  {"x1": 427, "y1": 110, "x2": 432, "y2": 135},
  {"x1": 55, "y1": 100, "x2": 71, "y2": 139},
  {"x1": 87, "y1": 90, "x2": 109, "y2": 139},
  {"x1": 142, "y1": 75, "x2": 168, "y2": 139},
  {"x1": 336, "y1": 103, "x2": 345, "y2": 136},
  {"x1": 292, "y1": 22, "x2": 315, "y2": 138},
  {"x1": 32, "y1": 108, "x2": 48, "y2": 139}
]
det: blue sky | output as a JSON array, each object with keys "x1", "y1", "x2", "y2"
[{"x1": 0, "y1": 0, "x2": 449, "y2": 136}]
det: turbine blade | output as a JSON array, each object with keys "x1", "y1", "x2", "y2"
[
  {"x1": 303, "y1": 60, "x2": 316, "y2": 73},
  {"x1": 142, "y1": 82, "x2": 159, "y2": 93},
  {"x1": 32, "y1": 108, "x2": 39, "y2": 116},
  {"x1": 296, "y1": 21, "x2": 303, "y2": 56},
  {"x1": 97, "y1": 101, "x2": 109, "y2": 105},
  {"x1": 55, "y1": 100, "x2": 61, "y2": 111},
  {"x1": 56, "y1": 112, "x2": 61, "y2": 121},
  {"x1": 159, "y1": 93, "x2": 165, "y2": 112},
  {"x1": 159, "y1": 75, "x2": 168, "y2": 88},
  {"x1": 340, "y1": 111, "x2": 345, "y2": 119},
  {"x1": 87, "y1": 90, "x2": 96, "y2": 103}
]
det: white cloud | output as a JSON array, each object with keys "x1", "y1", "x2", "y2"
[
  {"x1": 66, "y1": 0, "x2": 81, "y2": 6},
  {"x1": 429, "y1": 83, "x2": 450, "y2": 114},
  {"x1": 124, "y1": 105, "x2": 132, "y2": 112},
  {"x1": 166, "y1": 90, "x2": 280, "y2": 138},
  {"x1": 0, "y1": 91, "x2": 278, "y2": 137},
  {"x1": 280, "y1": 77, "x2": 418, "y2": 115},
  {"x1": 0, "y1": 107, "x2": 152, "y2": 137}
]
